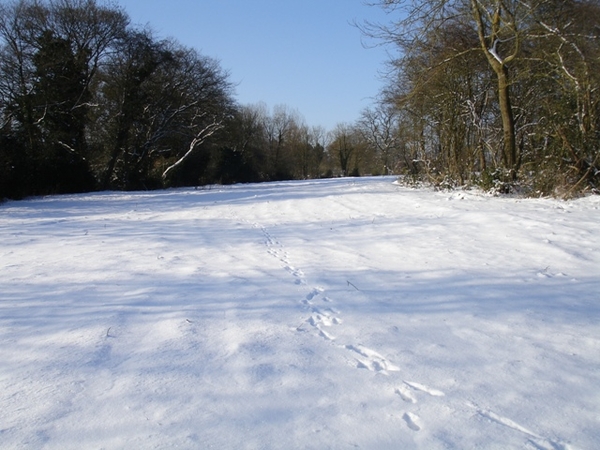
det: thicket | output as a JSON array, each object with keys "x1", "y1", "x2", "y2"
[{"x1": 365, "y1": 0, "x2": 600, "y2": 197}]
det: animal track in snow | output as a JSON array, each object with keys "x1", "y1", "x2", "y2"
[
  {"x1": 403, "y1": 381, "x2": 445, "y2": 397},
  {"x1": 258, "y1": 224, "x2": 307, "y2": 284},
  {"x1": 472, "y1": 406, "x2": 575, "y2": 450},
  {"x1": 478, "y1": 408, "x2": 538, "y2": 437},
  {"x1": 308, "y1": 313, "x2": 333, "y2": 328},
  {"x1": 306, "y1": 287, "x2": 324, "y2": 300},
  {"x1": 258, "y1": 222, "x2": 451, "y2": 436},
  {"x1": 285, "y1": 264, "x2": 305, "y2": 283},
  {"x1": 402, "y1": 412, "x2": 422, "y2": 431},
  {"x1": 308, "y1": 306, "x2": 341, "y2": 324},
  {"x1": 304, "y1": 299, "x2": 342, "y2": 341},
  {"x1": 346, "y1": 344, "x2": 400, "y2": 374},
  {"x1": 395, "y1": 381, "x2": 445, "y2": 434},
  {"x1": 258, "y1": 221, "x2": 453, "y2": 438},
  {"x1": 258, "y1": 224, "x2": 342, "y2": 342},
  {"x1": 317, "y1": 327, "x2": 336, "y2": 341},
  {"x1": 395, "y1": 385, "x2": 417, "y2": 403},
  {"x1": 308, "y1": 314, "x2": 331, "y2": 327},
  {"x1": 304, "y1": 295, "x2": 344, "y2": 340}
]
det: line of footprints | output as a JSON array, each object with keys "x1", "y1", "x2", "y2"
[
  {"x1": 260, "y1": 224, "x2": 442, "y2": 433},
  {"x1": 259, "y1": 225, "x2": 573, "y2": 448},
  {"x1": 298, "y1": 285, "x2": 446, "y2": 433}
]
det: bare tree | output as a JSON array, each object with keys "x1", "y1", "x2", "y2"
[
  {"x1": 364, "y1": 1, "x2": 545, "y2": 175},
  {"x1": 364, "y1": 0, "x2": 599, "y2": 193},
  {"x1": 529, "y1": 0, "x2": 600, "y2": 192},
  {"x1": 328, "y1": 123, "x2": 366, "y2": 176},
  {"x1": 94, "y1": 33, "x2": 233, "y2": 189},
  {"x1": 358, "y1": 104, "x2": 401, "y2": 174}
]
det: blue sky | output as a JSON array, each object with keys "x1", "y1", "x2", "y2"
[{"x1": 117, "y1": 0, "x2": 394, "y2": 130}]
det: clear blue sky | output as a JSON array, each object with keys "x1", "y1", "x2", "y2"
[{"x1": 117, "y1": 0, "x2": 394, "y2": 131}]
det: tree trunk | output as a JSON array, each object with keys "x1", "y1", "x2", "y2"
[
  {"x1": 496, "y1": 65, "x2": 517, "y2": 177},
  {"x1": 470, "y1": 0, "x2": 519, "y2": 179}
]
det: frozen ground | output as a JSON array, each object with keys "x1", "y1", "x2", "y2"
[{"x1": 1, "y1": 176, "x2": 599, "y2": 449}]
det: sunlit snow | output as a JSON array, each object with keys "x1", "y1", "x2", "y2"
[{"x1": 1, "y1": 177, "x2": 599, "y2": 449}]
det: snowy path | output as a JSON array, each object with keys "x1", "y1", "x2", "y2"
[{"x1": 1, "y1": 177, "x2": 599, "y2": 449}]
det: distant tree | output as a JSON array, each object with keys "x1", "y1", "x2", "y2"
[
  {"x1": 328, "y1": 123, "x2": 369, "y2": 177},
  {"x1": 94, "y1": 28, "x2": 166, "y2": 189},
  {"x1": 0, "y1": 0, "x2": 127, "y2": 196},
  {"x1": 159, "y1": 45, "x2": 234, "y2": 184},
  {"x1": 358, "y1": 104, "x2": 401, "y2": 174},
  {"x1": 217, "y1": 103, "x2": 328, "y2": 183},
  {"x1": 215, "y1": 103, "x2": 269, "y2": 184},
  {"x1": 263, "y1": 104, "x2": 301, "y2": 180},
  {"x1": 90, "y1": 33, "x2": 234, "y2": 189},
  {"x1": 308, "y1": 125, "x2": 327, "y2": 178},
  {"x1": 29, "y1": 29, "x2": 96, "y2": 191}
]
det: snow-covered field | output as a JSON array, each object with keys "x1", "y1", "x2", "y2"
[{"x1": 1, "y1": 176, "x2": 599, "y2": 449}]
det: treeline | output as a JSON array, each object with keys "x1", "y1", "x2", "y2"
[
  {"x1": 3, "y1": 1, "x2": 599, "y2": 200},
  {"x1": 0, "y1": 0, "x2": 363, "y2": 200},
  {"x1": 364, "y1": 0, "x2": 600, "y2": 196}
]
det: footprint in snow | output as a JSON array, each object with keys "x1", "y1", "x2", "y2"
[
  {"x1": 395, "y1": 385, "x2": 417, "y2": 404},
  {"x1": 306, "y1": 287, "x2": 324, "y2": 301},
  {"x1": 301, "y1": 288, "x2": 322, "y2": 306},
  {"x1": 318, "y1": 327, "x2": 335, "y2": 341},
  {"x1": 403, "y1": 381, "x2": 445, "y2": 397},
  {"x1": 309, "y1": 307, "x2": 342, "y2": 326},
  {"x1": 306, "y1": 312, "x2": 340, "y2": 341},
  {"x1": 402, "y1": 412, "x2": 422, "y2": 431},
  {"x1": 285, "y1": 264, "x2": 304, "y2": 279},
  {"x1": 308, "y1": 314, "x2": 333, "y2": 327},
  {"x1": 346, "y1": 344, "x2": 400, "y2": 373},
  {"x1": 471, "y1": 404, "x2": 574, "y2": 450}
]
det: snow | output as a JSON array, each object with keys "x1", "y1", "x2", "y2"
[{"x1": 1, "y1": 176, "x2": 599, "y2": 449}]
